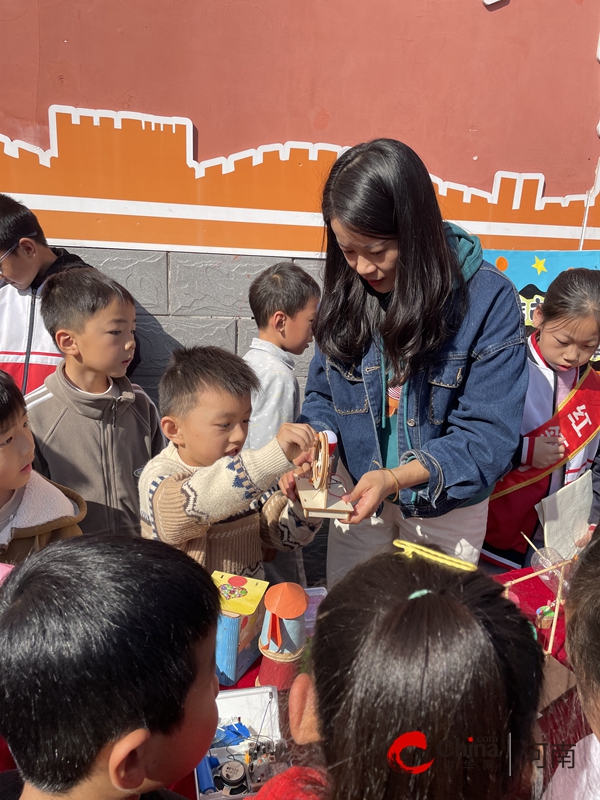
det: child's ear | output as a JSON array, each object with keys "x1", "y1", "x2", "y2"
[
  {"x1": 54, "y1": 329, "x2": 80, "y2": 357},
  {"x1": 272, "y1": 310, "x2": 287, "y2": 333},
  {"x1": 289, "y1": 673, "x2": 321, "y2": 745},
  {"x1": 161, "y1": 415, "x2": 183, "y2": 444},
  {"x1": 107, "y1": 728, "x2": 152, "y2": 791},
  {"x1": 532, "y1": 305, "x2": 544, "y2": 329},
  {"x1": 17, "y1": 238, "x2": 38, "y2": 259}
]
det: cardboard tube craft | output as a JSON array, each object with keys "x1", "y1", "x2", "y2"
[{"x1": 257, "y1": 582, "x2": 309, "y2": 690}]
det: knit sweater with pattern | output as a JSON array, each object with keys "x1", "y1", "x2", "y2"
[{"x1": 138, "y1": 438, "x2": 321, "y2": 578}]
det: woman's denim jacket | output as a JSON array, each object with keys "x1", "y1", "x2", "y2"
[{"x1": 299, "y1": 262, "x2": 528, "y2": 518}]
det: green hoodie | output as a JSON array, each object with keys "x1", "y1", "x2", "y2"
[{"x1": 445, "y1": 221, "x2": 483, "y2": 283}]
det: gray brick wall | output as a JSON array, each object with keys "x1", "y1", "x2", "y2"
[{"x1": 68, "y1": 247, "x2": 324, "y2": 404}]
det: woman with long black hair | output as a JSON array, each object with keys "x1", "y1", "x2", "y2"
[{"x1": 282, "y1": 139, "x2": 528, "y2": 585}]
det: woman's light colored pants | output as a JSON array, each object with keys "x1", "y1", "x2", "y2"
[{"x1": 327, "y1": 462, "x2": 490, "y2": 588}]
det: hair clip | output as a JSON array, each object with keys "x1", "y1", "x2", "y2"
[
  {"x1": 528, "y1": 621, "x2": 538, "y2": 641},
  {"x1": 407, "y1": 589, "x2": 432, "y2": 600},
  {"x1": 393, "y1": 540, "x2": 478, "y2": 572}
]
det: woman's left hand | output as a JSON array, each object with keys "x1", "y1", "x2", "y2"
[{"x1": 342, "y1": 469, "x2": 398, "y2": 524}]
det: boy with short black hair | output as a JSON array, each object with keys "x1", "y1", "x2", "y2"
[
  {"x1": 139, "y1": 345, "x2": 320, "y2": 578},
  {"x1": 0, "y1": 194, "x2": 88, "y2": 393},
  {"x1": 243, "y1": 262, "x2": 320, "y2": 449},
  {"x1": 243, "y1": 263, "x2": 321, "y2": 583},
  {"x1": 0, "y1": 370, "x2": 85, "y2": 562},
  {"x1": 0, "y1": 535, "x2": 220, "y2": 800},
  {"x1": 0, "y1": 194, "x2": 140, "y2": 394},
  {"x1": 26, "y1": 268, "x2": 164, "y2": 536}
]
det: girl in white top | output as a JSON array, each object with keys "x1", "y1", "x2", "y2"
[{"x1": 484, "y1": 268, "x2": 600, "y2": 566}]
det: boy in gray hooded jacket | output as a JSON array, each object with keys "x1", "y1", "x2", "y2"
[{"x1": 26, "y1": 268, "x2": 164, "y2": 536}]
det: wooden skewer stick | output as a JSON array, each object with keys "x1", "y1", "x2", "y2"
[
  {"x1": 520, "y1": 531, "x2": 543, "y2": 557},
  {"x1": 545, "y1": 565, "x2": 565, "y2": 657},
  {"x1": 503, "y1": 558, "x2": 573, "y2": 588}
]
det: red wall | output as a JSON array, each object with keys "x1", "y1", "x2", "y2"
[{"x1": 1, "y1": 0, "x2": 598, "y2": 197}]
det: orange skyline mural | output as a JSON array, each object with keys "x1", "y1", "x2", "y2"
[{"x1": 1, "y1": 105, "x2": 598, "y2": 256}]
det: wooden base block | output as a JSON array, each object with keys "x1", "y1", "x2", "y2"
[{"x1": 295, "y1": 476, "x2": 353, "y2": 522}]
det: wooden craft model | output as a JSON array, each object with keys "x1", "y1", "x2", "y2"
[{"x1": 295, "y1": 430, "x2": 354, "y2": 522}]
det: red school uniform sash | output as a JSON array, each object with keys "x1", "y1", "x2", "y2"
[
  {"x1": 492, "y1": 364, "x2": 600, "y2": 498},
  {"x1": 485, "y1": 365, "x2": 600, "y2": 554}
]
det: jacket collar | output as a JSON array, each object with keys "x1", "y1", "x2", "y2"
[
  {"x1": 2, "y1": 471, "x2": 85, "y2": 542},
  {"x1": 528, "y1": 331, "x2": 551, "y2": 371},
  {"x1": 31, "y1": 248, "x2": 87, "y2": 291},
  {"x1": 45, "y1": 363, "x2": 135, "y2": 419},
  {"x1": 248, "y1": 338, "x2": 296, "y2": 371}
]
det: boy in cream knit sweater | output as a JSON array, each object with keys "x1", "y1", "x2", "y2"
[{"x1": 139, "y1": 346, "x2": 320, "y2": 578}]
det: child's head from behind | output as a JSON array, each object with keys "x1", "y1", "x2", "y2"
[
  {"x1": 291, "y1": 552, "x2": 544, "y2": 800},
  {"x1": 249, "y1": 263, "x2": 320, "y2": 355},
  {"x1": 0, "y1": 194, "x2": 51, "y2": 291},
  {"x1": 533, "y1": 268, "x2": 600, "y2": 372},
  {"x1": 566, "y1": 539, "x2": 600, "y2": 738},
  {"x1": 41, "y1": 268, "x2": 136, "y2": 382},
  {"x1": 0, "y1": 371, "x2": 34, "y2": 503},
  {"x1": 159, "y1": 346, "x2": 260, "y2": 467},
  {"x1": 0, "y1": 535, "x2": 221, "y2": 795}
]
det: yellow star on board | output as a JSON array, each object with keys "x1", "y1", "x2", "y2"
[{"x1": 532, "y1": 256, "x2": 547, "y2": 275}]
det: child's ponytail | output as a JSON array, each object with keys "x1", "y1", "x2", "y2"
[{"x1": 311, "y1": 552, "x2": 544, "y2": 800}]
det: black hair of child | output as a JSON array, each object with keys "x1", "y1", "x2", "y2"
[
  {"x1": 159, "y1": 345, "x2": 261, "y2": 418},
  {"x1": 248, "y1": 262, "x2": 321, "y2": 330},
  {"x1": 566, "y1": 538, "x2": 600, "y2": 713},
  {"x1": 311, "y1": 552, "x2": 544, "y2": 800},
  {"x1": 538, "y1": 268, "x2": 600, "y2": 329},
  {"x1": 0, "y1": 194, "x2": 47, "y2": 250},
  {"x1": 40, "y1": 267, "x2": 136, "y2": 342},
  {"x1": 0, "y1": 535, "x2": 220, "y2": 792},
  {"x1": 0, "y1": 371, "x2": 26, "y2": 435}
]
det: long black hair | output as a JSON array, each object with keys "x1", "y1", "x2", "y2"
[
  {"x1": 311, "y1": 552, "x2": 544, "y2": 800},
  {"x1": 314, "y1": 139, "x2": 466, "y2": 384}
]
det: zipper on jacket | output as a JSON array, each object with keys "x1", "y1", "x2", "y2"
[
  {"x1": 21, "y1": 288, "x2": 37, "y2": 394},
  {"x1": 106, "y1": 400, "x2": 119, "y2": 532},
  {"x1": 111, "y1": 397, "x2": 123, "y2": 427}
]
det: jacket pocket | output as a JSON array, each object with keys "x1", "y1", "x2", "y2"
[
  {"x1": 326, "y1": 359, "x2": 369, "y2": 415},
  {"x1": 427, "y1": 360, "x2": 466, "y2": 425}
]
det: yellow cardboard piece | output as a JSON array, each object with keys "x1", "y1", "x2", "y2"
[{"x1": 212, "y1": 571, "x2": 269, "y2": 617}]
